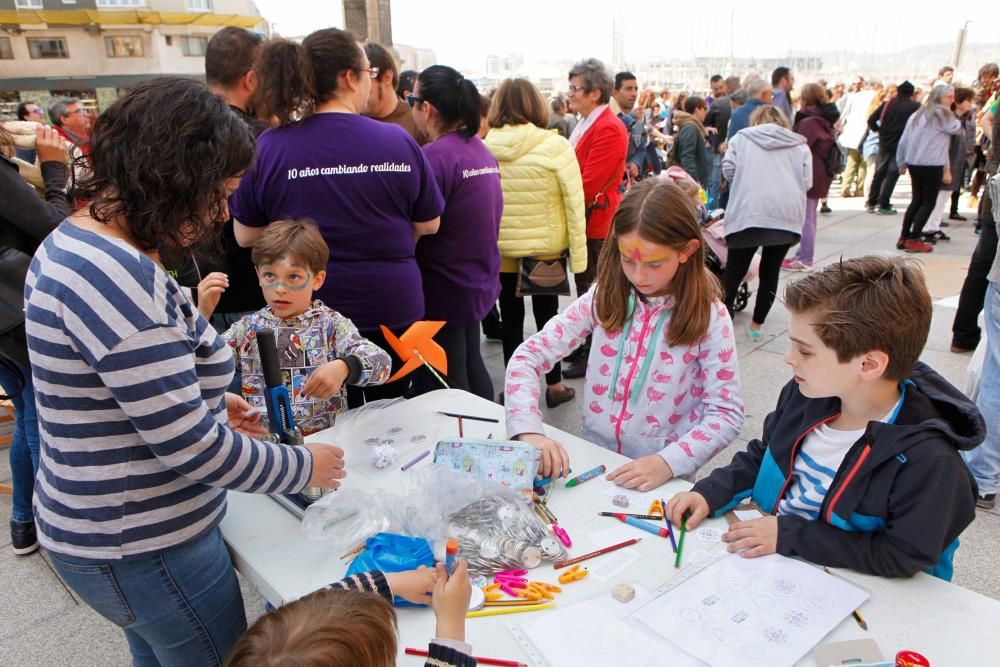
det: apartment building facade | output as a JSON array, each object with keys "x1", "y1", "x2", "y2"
[{"x1": 0, "y1": 0, "x2": 263, "y2": 115}]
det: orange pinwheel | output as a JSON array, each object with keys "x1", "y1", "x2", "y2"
[{"x1": 380, "y1": 321, "x2": 448, "y2": 386}]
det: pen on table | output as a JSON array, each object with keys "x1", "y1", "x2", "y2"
[
  {"x1": 564, "y1": 464, "x2": 606, "y2": 488},
  {"x1": 662, "y1": 498, "x2": 677, "y2": 553},
  {"x1": 598, "y1": 512, "x2": 663, "y2": 520},
  {"x1": 823, "y1": 567, "x2": 868, "y2": 630},
  {"x1": 400, "y1": 450, "x2": 430, "y2": 471},
  {"x1": 606, "y1": 513, "x2": 671, "y2": 538},
  {"x1": 553, "y1": 538, "x2": 641, "y2": 569},
  {"x1": 467, "y1": 602, "x2": 555, "y2": 618},
  {"x1": 674, "y1": 516, "x2": 687, "y2": 568},
  {"x1": 436, "y1": 411, "x2": 500, "y2": 423},
  {"x1": 404, "y1": 647, "x2": 527, "y2": 667}
]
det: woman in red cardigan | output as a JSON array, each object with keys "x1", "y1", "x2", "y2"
[{"x1": 564, "y1": 57, "x2": 628, "y2": 378}]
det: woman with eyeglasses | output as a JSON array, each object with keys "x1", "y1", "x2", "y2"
[
  {"x1": 231, "y1": 28, "x2": 444, "y2": 405},
  {"x1": 407, "y1": 66, "x2": 503, "y2": 400}
]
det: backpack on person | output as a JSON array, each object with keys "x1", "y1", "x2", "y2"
[{"x1": 825, "y1": 141, "x2": 847, "y2": 178}]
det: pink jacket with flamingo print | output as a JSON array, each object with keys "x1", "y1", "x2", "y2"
[{"x1": 504, "y1": 286, "x2": 745, "y2": 478}]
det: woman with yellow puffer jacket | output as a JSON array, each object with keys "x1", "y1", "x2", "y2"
[{"x1": 485, "y1": 78, "x2": 587, "y2": 407}]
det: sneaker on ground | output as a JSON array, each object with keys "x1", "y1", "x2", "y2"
[
  {"x1": 877, "y1": 207, "x2": 898, "y2": 215},
  {"x1": 977, "y1": 493, "x2": 996, "y2": 510},
  {"x1": 940, "y1": 220, "x2": 950, "y2": 227},
  {"x1": 949, "y1": 213, "x2": 966, "y2": 221},
  {"x1": 781, "y1": 258, "x2": 813, "y2": 271},
  {"x1": 820, "y1": 203, "x2": 833, "y2": 214},
  {"x1": 11, "y1": 520, "x2": 39, "y2": 556},
  {"x1": 866, "y1": 205, "x2": 877, "y2": 213},
  {"x1": 920, "y1": 233, "x2": 938, "y2": 245},
  {"x1": 950, "y1": 344, "x2": 976, "y2": 353},
  {"x1": 896, "y1": 237, "x2": 907, "y2": 250},
  {"x1": 903, "y1": 239, "x2": 934, "y2": 253}
]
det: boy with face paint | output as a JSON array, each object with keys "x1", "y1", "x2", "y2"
[{"x1": 217, "y1": 220, "x2": 392, "y2": 435}]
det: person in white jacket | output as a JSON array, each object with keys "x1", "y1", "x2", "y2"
[
  {"x1": 838, "y1": 78, "x2": 876, "y2": 197},
  {"x1": 721, "y1": 105, "x2": 812, "y2": 340}
]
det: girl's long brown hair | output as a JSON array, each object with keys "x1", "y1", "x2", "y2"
[{"x1": 594, "y1": 179, "x2": 720, "y2": 347}]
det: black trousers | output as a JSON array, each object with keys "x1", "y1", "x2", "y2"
[
  {"x1": 499, "y1": 272, "x2": 562, "y2": 386},
  {"x1": 866, "y1": 149, "x2": 901, "y2": 209},
  {"x1": 952, "y1": 186, "x2": 999, "y2": 349},
  {"x1": 722, "y1": 244, "x2": 792, "y2": 325},
  {"x1": 573, "y1": 238, "x2": 605, "y2": 297},
  {"x1": 346, "y1": 326, "x2": 409, "y2": 408},
  {"x1": 411, "y1": 323, "x2": 494, "y2": 400},
  {"x1": 901, "y1": 166, "x2": 944, "y2": 239}
]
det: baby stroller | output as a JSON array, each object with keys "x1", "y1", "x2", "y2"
[
  {"x1": 656, "y1": 167, "x2": 757, "y2": 312},
  {"x1": 701, "y1": 211, "x2": 757, "y2": 312}
]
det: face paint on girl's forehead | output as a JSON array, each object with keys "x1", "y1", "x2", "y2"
[{"x1": 618, "y1": 238, "x2": 671, "y2": 262}]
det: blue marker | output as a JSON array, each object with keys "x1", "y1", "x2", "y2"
[
  {"x1": 565, "y1": 464, "x2": 606, "y2": 488},
  {"x1": 609, "y1": 513, "x2": 671, "y2": 538},
  {"x1": 445, "y1": 539, "x2": 459, "y2": 575}
]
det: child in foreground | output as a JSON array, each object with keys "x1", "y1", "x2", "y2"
[
  {"x1": 504, "y1": 179, "x2": 745, "y2": 491},
  {"x1": 225, "y1": 561, "x2": 476, "y2": 666},
  {"x1": 669, "y1": 256, "x2": 983, "y2": 579},
  {"x1": 200, "y1": 220, "x2": 391, "y2": 435}
]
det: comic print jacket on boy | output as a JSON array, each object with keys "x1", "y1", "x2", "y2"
[
  {"x1": 505, "y1": 286, "x2": 744, "y2": 478},
  {"x1": 693, "y1": 362, "x2": 983, "y2": 580}
]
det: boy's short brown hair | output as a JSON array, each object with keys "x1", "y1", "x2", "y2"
[
  {"x1": 251, "y1": 219, "x2": 329, "y2": 274},
  {"x1": 783, "y1": 256, "x2": 932, "y2": 380},
  {"x1": 224, "y1": 587, "x2": 397, "y2": 667}
]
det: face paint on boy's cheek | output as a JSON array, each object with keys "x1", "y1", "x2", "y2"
[{"x1": 618, "y1": 239, "x2": 671, "y2": 263}]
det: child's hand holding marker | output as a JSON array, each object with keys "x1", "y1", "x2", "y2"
[{"x1": 666, "y1": 491, "x2": 711, "y2": 529}]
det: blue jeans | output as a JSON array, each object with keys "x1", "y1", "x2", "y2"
[
  {"x1": 963, "y1": 282, "x2": 1000, "y2": 496},
  {"x1": 48, "y1": 527, "x2": 247, "y2": 666},
  {"x1": 707, "y1": 153, "x2": 723, "y2": 209},
  {"x1": 0, "y1": 360, "x2": 40, "y2": 523}
]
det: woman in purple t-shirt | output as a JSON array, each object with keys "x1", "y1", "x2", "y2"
[
  {"x1": 408, "y1": 66, "x2": 504, "y2": 400},
  {"x1": 229, "y1": 29, "x2": 445, "y2": 406}
]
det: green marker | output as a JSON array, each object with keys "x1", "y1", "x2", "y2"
[
  {"x1": 674, "y1": 516, "x2": 687, "y2": 568},
  {"x1": 564, "y1": 464, "x2": 606, "y2": 488}
]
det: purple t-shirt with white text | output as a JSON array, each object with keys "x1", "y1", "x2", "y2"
[
  {"x1": 416, "y1": 132, "x2": 503, "y2": 326},
  {"x1": 230, "y1": 113, "x2": 444, "y2": 331}
]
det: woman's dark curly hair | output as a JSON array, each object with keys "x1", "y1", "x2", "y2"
[{"x1": 73, "y1": 77, "x2": 255, "y2": 263}]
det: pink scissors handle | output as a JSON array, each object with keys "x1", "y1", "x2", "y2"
[{"x1": 552, "y1": 523, "x2": 572, "y2": 547}]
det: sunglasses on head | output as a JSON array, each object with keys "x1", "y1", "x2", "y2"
[{"x1": 406, "y1": 94, "x2": 424, "y2": 108}]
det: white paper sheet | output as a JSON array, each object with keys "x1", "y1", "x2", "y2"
[
  {"x1": 514, "y1": 587, "x2": 707, "y2": 667},
  {"x1": 629, "y1": 553, "x2": 869, "y2": 667},
  {"x1": 588, "y1": 547, "x2": 642, "y2": 582},
  {"x1": 734, "y1": 509, "x2": 765, "y2": 521}
]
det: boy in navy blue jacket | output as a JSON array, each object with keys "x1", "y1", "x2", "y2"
[{"x1": 668, "y1": 256, "x2": 984, "y2": 579}]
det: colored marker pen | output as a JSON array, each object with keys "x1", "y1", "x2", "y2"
[
  {"x1": 445, "y1": 539, "x2": 459, "y2": 575},
  {"x1": 564, "y1": 464, "x2": 606, "y2": 488},
  {"x1": 611, "y1": 513, "x2": 670, "y2": 538}
]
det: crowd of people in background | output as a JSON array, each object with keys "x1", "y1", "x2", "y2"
[{"x1": 1, "y1": 23, "x2": 999, "y2": 667}]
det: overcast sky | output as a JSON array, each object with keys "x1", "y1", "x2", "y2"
[{"x1": 254, "y1": 1, "x2": 999, "y2": 71}]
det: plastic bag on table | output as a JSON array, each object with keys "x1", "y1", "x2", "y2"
[
  {"x1": 300, "y1": 487, "x2": 403, "y2": 552},
  {"x1": 346, "y1": 532, "x2": 435, "y2": 607}
]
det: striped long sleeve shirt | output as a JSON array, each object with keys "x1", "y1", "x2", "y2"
[{"x1": 24, "y1": 222, "x2": 313, "y2": 559}]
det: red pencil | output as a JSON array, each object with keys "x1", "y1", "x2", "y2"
[
  {"x1": 404, "y1": 647, "x2": 526, "y2": 667},
  {"x1": 552, "y1": 537, "x2": 642, "y2": 569}
]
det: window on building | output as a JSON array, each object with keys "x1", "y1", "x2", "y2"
[
  {"x1": 0, "y1": 38, "x2": 12, "y2": 60},
  {"x1": 186, "y1": 0, "x2": 212, "y2": 11},
  {"x1": 96, "y1": 0, "x2": 146, "y2": 7},
  {"x1": 15, "y1": 0, "x2": 44, "y2": 9},
  {"x1": 105, "y1": 36, "x2": 144, "y2": 58},
  {"x1": 180, "y1": 36, "x2": 208, "y2": 57},
  {"x1": 27, "y1": 38, "x2": 69, "y2": 59}
]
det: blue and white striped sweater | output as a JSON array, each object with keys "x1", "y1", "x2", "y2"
[{"x1": 24, "y1": 222, "x2": 312, "y2": 559}]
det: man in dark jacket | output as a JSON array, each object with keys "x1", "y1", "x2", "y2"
[
  {"x1": 704, "y1": 75, "x2": 741, "y2": 208},
  {"x1": 668, "y1": 257, "x2": 982, "y2": 580},
  {"x1": 865, "y1": 81, "x2": 920, "y2": 214}
]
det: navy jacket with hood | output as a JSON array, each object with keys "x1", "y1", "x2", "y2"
[{"x1": 693, "y1": 362, "x2": 983, "y2": 580}]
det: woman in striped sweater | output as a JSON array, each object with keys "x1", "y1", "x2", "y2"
[{"x1": 23, "y1": 78, "x2": 347, "y2": 665}]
